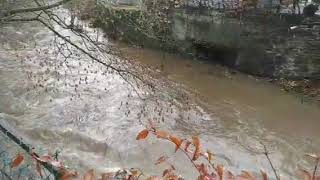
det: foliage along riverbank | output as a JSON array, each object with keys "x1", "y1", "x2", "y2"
[
  {"x1": 87, "y1": 2, "x2": 320, "y2": 79},
  {"x1": 71, "y1": 0, "x2": 320, "y2": 105},
  {"x1": 274, "y1": 78, "x2": 320, "y2": 104}
]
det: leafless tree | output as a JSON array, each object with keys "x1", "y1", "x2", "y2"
[{"x1": 0, "y1": 0, "x2": 150, "y2": 93}]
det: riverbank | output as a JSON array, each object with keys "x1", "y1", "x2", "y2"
[
  {"x1": 114, "y1": 40, "x2": 320, "y2": 110},
  {"x1": 75, "y1": 2, "x2": 320, "y2": 104},
  {"x1": 274, "y1": 78, "x2": 320, "y2": 103}
]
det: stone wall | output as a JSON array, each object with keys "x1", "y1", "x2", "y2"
[
  {"x1": 171, "y1": 9, "x2": 320, "y2": 78},
  {"x1": 91, "y1": 3, "x2": 320, "y2": 79}
]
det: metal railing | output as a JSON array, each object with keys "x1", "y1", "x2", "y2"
[{"x1": 0, "y1": 123, "x2": 60, "y2": 180}]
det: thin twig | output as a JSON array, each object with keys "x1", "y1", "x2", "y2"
[
  {"x1": 312, "y1": 159, "x2": 319, "y2": 180},
  {"x1": 149, "y1": 130, "x2": 201, "y2": 174},
  {"x1": 36, "y1": 18, "x2": 145, "y2": 83},
  {"x1": 3, "y1": 0, "x2": 72, "y2": 17},
  {"x1": 262, "y1": 144, "x2": 280, "y2": 180}
]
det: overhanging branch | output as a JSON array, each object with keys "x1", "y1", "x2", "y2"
[
  {"x1": 1, "y1": 17, "x2": 39, "y2": 22},
  {"x1": 1, "y1": 8, "x2": 150, "y2": 97},
  {"x1": 4, "y1": 0, "x2": 72, "y2": 17}
]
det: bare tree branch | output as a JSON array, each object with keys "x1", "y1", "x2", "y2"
[
  {"x1": 262, "y1": 143, "x2": 280, "y2": 180},
  {"x1": 36, "y1": 18, "x2": 141, "y2": 79},
  {"x1": 0, "y1": 0, "x2": 154, "y2": 99},
  {"x1": 1, "y1": 17, "x2": 39, "y2": 22},
  {"x1": 3, "y1": 0, "x2": 72, "y2": 17},
  {"x1": 312, "y1": 158, "x2": 319, "y2": 180}
]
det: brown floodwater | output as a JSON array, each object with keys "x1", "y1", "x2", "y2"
[
  {"x1": 118, "y1": 45, "x2": 320, "y2": 178},
  {"x1": 0, "y1": 9, "x2": 320, "y2": 180},
  {"x1": 120, "y1": 45, "x2": 320, "y2": 137}
]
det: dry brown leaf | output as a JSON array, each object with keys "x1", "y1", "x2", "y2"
[
  {"x1": 165, "y1": 174, "x2": 180, "y2": 180},
  {"x1": 207, "y1": 150, "x2": 214, "y2": 162},
  {"x1": 11, "y1": 153, "x2": 24, "y2": 168},
  {"x1": 60, "y1": 170, "x2": 78, "y2": 180},
  {"x1": 83, "y1": 169, "x2": 95, "y2": 180},
  {"x1": 196, "y1": 163, "x2": 209, "y2": 176},
  {"x1": 238, "y1": 170, "x2": 256, "y2": 180},
  {"x1": 129, "y1": 169, "x2": 141, "y2": 177},
  {"x1": 155, "y1": 156, "x2": 168, "y2": 165},
  {"x1": 200, "y1": 174, "x2": 216, "y2": 180},
  {"x1": 169, "y1": 135, "x2": 183, "y2": 152},
  {"x1": 192, "y1": 136, "x2": 201, "y2": 161},
  {"x1": 192, "y1": 147, "x2": 201, "y2": 161},
  {"x1": 136, "y1": 129, "x2": 149, "y2": 140},
  {"x1": 156, "y1": 130, "x2": 169, "y2": 139},
  {"x1": 163, "y1": 169, "x2": 171, "y2": 177},
  {"x1": 197, "y1": 175, "x2": 205, "y2": 180},
  {"x1": 192, "y1": 136, "x2": 200, "y2": 149},
  {"x1": 260, "y1": 170, "x2": 268, "y2": 180},
  {"x1": 101, "y1": 172, "x2": 115, "y2": 180},
  {"x1": 216, "y1": 164, "x2": 224, "y2": 180},
  {"x1": 147, "y1": 176, "x2": 162, "y2": 180}
]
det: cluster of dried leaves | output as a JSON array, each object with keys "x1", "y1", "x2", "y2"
[
  {"x1": 10, "y1": 152, "x2": 142, "y2": 180},
  {"x1": 136, "y1": 124, "x2": 267, "y2": 180},
  {"x1": 8, "y1": 122, "x2": 320, "y2": 180},
  {"x1": 136, "y1": 123, "x2": 320, "y2": 180}
]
